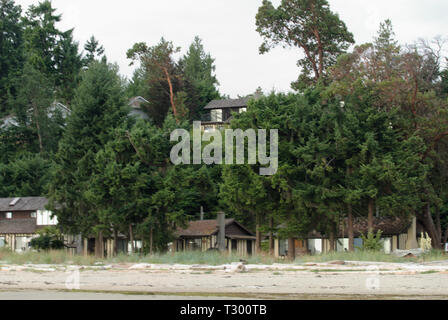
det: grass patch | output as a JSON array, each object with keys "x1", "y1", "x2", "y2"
[
  {"x1": 0, "y1": 247, "x2": 446, "y2": 266},
  {"x1": 420, "y1": 270, "x2": 439, "y2": 274},
  {"x1": 295, "y1": 250, "x2": 448, "y2": 264}
]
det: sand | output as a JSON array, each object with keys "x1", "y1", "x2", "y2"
[{"x1": 0, "y1": 261, "x2": 447, "y2": 299}]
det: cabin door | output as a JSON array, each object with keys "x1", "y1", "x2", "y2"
[{"x1": 247, "y1": 240, "x2": 253, "y2": 255}]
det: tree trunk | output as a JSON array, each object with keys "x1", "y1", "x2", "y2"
[
  {"x1": 368, "y1": 199, "x2": 374, "y2": 234},
  {"x1": 435, "y1": 207, "x2": 442, "y2": 244},
  {"x1": 129, "y1": 224, "x2": 134, "y2": 254},
  {"x1": 443, "y1": 224, "x2": 448, "y2": 245},
  {"x1": 329, "y1": 231, "x2": 335, "y2": 252},
  {"x1": 149, "y1": 227, "x2": 154, "y2": 255},
  {"x1": 113, "y1": 229, "x2": 118, "y2": 256},
  {"x1": 348, "y1": 203, "x2": 354, "y2": 252},
  {"x1": 255, "y1": 213, "x2": 262, "y2": 254},
  {"x1": 162, "y1": 67, "x2": 178, "y2": 121},
  {"x1": 95, "y1": 231, "x2": 104, "y2": 259},
  {"x1": 269, "y1": 217, "x2": 274, "y2": 256},
  {"x1": 287, "y1": 238, "x2": 295, "y2": 261},
  {"x1": 424, "y1": 204, "x2": 442, "y2": 249}
]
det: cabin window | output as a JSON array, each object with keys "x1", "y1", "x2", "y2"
[
  {"x1": 239, "y1": 108, "x2": 247, "y2": 113},
  {"x1": 0, "y1": 237, "x2": 5, "y2": 247},
  {"x1": 211, "y1": 109, "x2": 222, "y2": 122},
  {"x1": 37, "y1": 210, "x2": 58, "y2": 226},
  {"x1": 30, "y1": 212, "x2": 37, "y2": 218},
  {"x1": 5, "y1": 212, "x2": 12, "y2": 219}
]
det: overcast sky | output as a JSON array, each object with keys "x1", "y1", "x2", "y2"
[{"x1": 14, "y1": 0, "x2": 448, "y2": 97}]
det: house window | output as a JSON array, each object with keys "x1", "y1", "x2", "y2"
[
  {"x1": 211, "y1": 109, "x2": 222, "y2": 122},
  {"x1": 5, "y1": 212, "x2": 12, "y2": 219},
  {"x1": 30, "y1": 212, "x2": 37, "y2": 218},
  {"x1": 239, "y1": 108, "x2": 247, "y2": 113}
]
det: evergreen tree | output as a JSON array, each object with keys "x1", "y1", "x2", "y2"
[
  {"x1": 48, "y1": 60, "x2": 129, "y2": 241},
  {"x1": 180, "y1": 36, "x2": 221, "y2": 120},
  {"x1": 256, "y1": 0, "x2": 354, "y2": 89},
  {"x1": 0, "y1": 0, "x2": 24, "y2": 116},
  {"x1": 83, "y1": 35, "x2": 104, "y2": 66}
]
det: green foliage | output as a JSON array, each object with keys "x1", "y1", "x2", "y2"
[
  {"x1": 30, "y1": 226, "x2": 65, "y2": 251},
  {"x1": 0, "y1": 0, "x2": 24, "y2": 116},
  {"x1": 48, "y1": 60, "x2": 129, "y2": 236},
  {"x1": 83, "y1": 35, "x2": 104, "y2": 66},
  {"x1": 0, "y1": 153, "x2": 52, "y2": 197},
  {"x1": 180, "y1": 36, "x2": 221, "y2": 120},
  {"x1": 256, "y1": 0, "x2": 354, "y2": 89},
  {"x1": 361, "y1": 231, "x2": 384, "y2": 252}
]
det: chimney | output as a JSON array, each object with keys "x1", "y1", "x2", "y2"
[
  {"x1": 200, "y1": 206, "x2": 204, "y2": 221},
  {"x1": 217, "y1": 212, "x2": 226, "y2": 252}
]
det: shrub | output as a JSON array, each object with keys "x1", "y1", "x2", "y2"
[{"x1": 361, "y1": 231, "x2": 384, "y2": 251}]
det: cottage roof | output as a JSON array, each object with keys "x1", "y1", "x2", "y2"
[
  {"x1": 204, "y1": 97, "x2": 250, "y2": 110},
  {"x1": 276, "y1": 216, "x2": 412, "y2": 239},
  {"x1": 175, "y1": 219, "x2": 255, "y2": 238},
  {"x1": 0, "y1": 219, "x2": 37, "y2": 234},
  {"x1": 129, "y1": 96, "x2": 149, "y2": 109},
  {"x1": 0, "y1": 197, "x2": 48, "y2": 212}
]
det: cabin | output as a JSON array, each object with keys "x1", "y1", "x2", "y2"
[
  {"x1": 0, "y1": 102, "x2": 70, "y2": 129},
  {"x1": 128, "y1": 96, "x2": 150, "y2": 121},
  {"x1": 174, "y1": 217, "x2": 256, "y2": 256},
  {"x1": 274, "y1": 216, "x2": 420, "y2": 257},
  {"x1": 201, "y1": 97, "x2": 250, "y2": 132},
  {"x1": 0, "y1": 197, "x2": 58, "y2": 252}
]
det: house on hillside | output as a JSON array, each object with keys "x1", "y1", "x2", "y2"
[
  {"x1": 274, "y1": 216, "x2": 420, "y2": 257},
  {"x1": 0, "y1": 102, "x2": 70, "y2": 130},
  {"x1": 0, "y1": 197, "x2": 58, "y2": 252},
  {"x1": 128, "y1": 96, "x2": 150, "y2": 121},
  {"x1": 173, "y1": 218, "x2": 256, "y2": 256},
  {"x1": 200, "y1": 97, "x2": 251, "y2": 132}
]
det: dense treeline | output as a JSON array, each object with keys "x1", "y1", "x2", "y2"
[{"x1": 1, "y1": 0, "x2": 447, "y2": 255}]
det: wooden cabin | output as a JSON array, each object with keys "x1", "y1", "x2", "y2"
[
  {"x1": 174, "y1": 218, "x2": 256, "y2": 256},
  {"x1": 0, "y1": 197, "x2": 58, "y2": 252},
  {"x1": 274, "y1": 216, "x2": 419, "y2": 257},
  {"x1": 200, "y1": 97, "x2": 250, "y2": 132}
]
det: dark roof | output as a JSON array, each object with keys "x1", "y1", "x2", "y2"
[
  {"x1": 276, "y1": 216, "x2": 412, "y2": 239},
  {"x1": 175, "y1": 219, "x2": 255, "y2": 238},
  {"x1": 341, "y1": 216, "x2": 412, "y2": 237},
  {"x1": 0, "y1": 219, "x2": 37, "y2": 234},
  {"x1": 204, "y1": 97, "x2": 250, "y2": 110},
  {"x1": 0, "y1": 197, "x2": 48, "y2": 212}
]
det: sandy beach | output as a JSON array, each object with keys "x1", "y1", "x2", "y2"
[{"x1": 0, "y1": 261, "x2": 447, "y2": 299}]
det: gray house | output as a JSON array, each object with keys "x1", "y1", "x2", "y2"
[{"x1": 201, "y1": 97, "x2": 250, "y2": 131}]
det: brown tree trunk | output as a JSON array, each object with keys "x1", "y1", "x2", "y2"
[
  {"x1": 95, "y1": 231, "x2": 104, "y2": 259},
  {"x1": 129, "y1": 224, "x2": 134, "y2": 254},
  {"x1": 113, "y1": 229, "x2": 118, "y2": 256},
  {"x1": 368, "y1": 199, "x2": 374, "y2": 234},
  {"x1": 435, "y1": 207, "x2": 442, "y2": 244},
  {"x1": 255, "y1": 213, "x2": 262, "y2": 254},
  {"x1": 443, "y1": 224, "x2": 448, "y2": 245},
  {"x1": 162, "y1": 67, "x2": 178, "y2": 121},
  {"x1": 329, "y1": 231, "x2": 335, "y2": 252},
  {"x1": 288, "y1": 238, "x2": 295, "y2": 261},
  {"x1": 424, "y1": 204, "x2": 442, "y2": 249},
  {"x1": 149, "y1": 227, "x2": 154, "y2": 255},
  {"x1": 269, "y1": 217, "x2": 274, "y2": 256},
  {"x1": 348, "y1": 203, "x2": 354, "y2": 252}
]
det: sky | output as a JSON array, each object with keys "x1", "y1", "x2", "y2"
[{"x1": 13, "y1": 0, "x2": 448, "y2": 97}]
